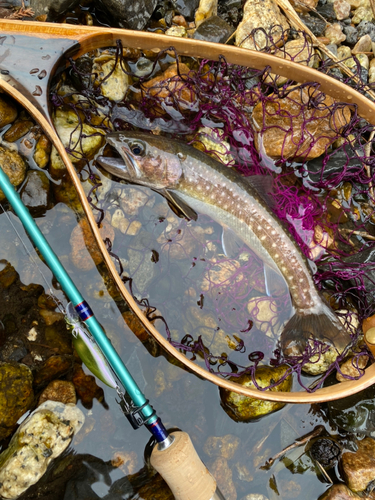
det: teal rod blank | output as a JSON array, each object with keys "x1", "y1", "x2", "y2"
[{"x1": 0, "y1": 166, "x2": 156, "y2": 424}]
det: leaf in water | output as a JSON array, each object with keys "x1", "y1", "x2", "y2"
[{"x1": 269, "y1": 474, "x2": 280, "y2": 495}]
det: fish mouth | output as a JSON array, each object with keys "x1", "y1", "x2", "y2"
[
  {"x1": 107, "y1": 136, "x2": 141, "y2": 179},
  {"x1": 97, "y1": 141, "x2": 140, "y2": 180}
]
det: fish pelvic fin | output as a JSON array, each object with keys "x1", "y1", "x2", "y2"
[{"x1": 280, "y1": 303, "x2": 352, "y2": 357}]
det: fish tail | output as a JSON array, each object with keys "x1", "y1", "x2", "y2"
[{"x1": 280, "y1": 303, "x2": 352, "y2": 357}]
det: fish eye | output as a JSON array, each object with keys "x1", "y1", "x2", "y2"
[{"x1": 130, "y1": 142, "x2": 145, "y2": 156}]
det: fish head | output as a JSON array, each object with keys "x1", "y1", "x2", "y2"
[{"x1": 97, "y1": 131, "x2": 183, "y2": 190}]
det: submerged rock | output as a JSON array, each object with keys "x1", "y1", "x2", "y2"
[
  {"x1": 0, "y1": 146, "x2": 27, "y2": 202},
  {"x1": 193, "y1": 15, "x2": 234, "y2": 43},
  {"x1": 0, "y1": 95, "x2": 17, "y2": 129},
  {"x1": 53, "y1": 109, "x2": 104, "y2": 163},
  {"x1": 328, "y1": 383, "x2": 375, "y2": 435},
  {"x1": 0, "y1": 362, "x2": 34, "y2": 440},
  {"x1": 220, "y1": 365, "x2": 292, "y2": 421},
  {"x1": 3, "y1": 119, "x2": 34, "y2": 143},
  {"x1": 204, "y1": 434, "x2": 240, "y2": 460},
  {"x1": 0, "y1": 401, "x2": 84, "y2": 499},
  {"x1": 97, "y1": 0, "x2": 157, "y2": 29},
  {"x1": 341, "y1": 437, "x2": 375, "y2": 492},
  {"x1": 38, "y1": 380, "x2": 77, "y2": 406},
  {"x1": 210, "y1": 457, "x2": 237, "y2": 500},
  {"x1": 20, "y1": 170, "x2": 51, "y2": 217},
  {"x1": 92, "y1": 54, "x2": 132, "y2": 102},
  {"x1": 33, "y1": 134, "x2": 52, "y2": 169},
  {"x1": 318, "y1": 484, "x2": 360, "y2": 499},
  {"x1": 252, "y1": 86, "x2": 351, "y2": 161}
]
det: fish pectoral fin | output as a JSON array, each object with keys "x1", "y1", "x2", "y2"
[
  {"x1": 242, "y1": 175, "x2": 276, "y2": 209},
  {"x1": 264, "y1": 264, "x2": 289, "y2": 297},
  {"x1": 162, "y1": 189, "x2": 198, "y2": 221},
  {"x1": 221, "y1": 226, "x2": 244, "y2": 258}
]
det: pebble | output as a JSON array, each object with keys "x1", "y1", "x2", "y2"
[
  {"x1": 209, "y1": 457, "x2": 237, "y2": 500},
  {"x1": 0, "y1": 95, "x2": 17, "y2": 129},
  {"x1": 173, "y1": 0, "x2": 200, "y2": 20},
  {"x1": 343, "y1": 25, "x2": 359, "y2": 44},
  {"x1": 0, "y1": 146, "x2": 27, "y2": 202},
  {"x1": 38, "y1": 380, "x2": 77, "y2": 406},
  {"x1": 341, "y1": 437, "x2": 375, "y2": 492},
  {"x1": 299, "y1": 14, "x2": 327, "y2": 36},
  {"x1": 357, "y1": 20, "x2": 375, "y2": 40},
  {"x1": 193, "y1": 15, "x2": 234, "y2": 43},
  {"x1": 235, "y1": 0, "x2": 289, "y2": 50},
  {"x1": 195, "y1": 0, "x2": 218, "y2": 27},
  {"x1": 316, "y1": 2, "x2": 337, "y2": 21},
  {"x1": 352, "y1": 6, "x2": 374, "y2": 24},
  {"x1": 3, "y1": 120, "x2": 34, "y2": 143},
  {"x1": 165, "y1": 25, "x2": 188, "y2": 37},
  {"x1": 325, "y1": 22, "x2": 347, "y2": 43},
  {"x1": 353, "y1": 33, "x2": 372, "y2": 51},
  {"x1": 111, "y1": 209, "x2": 142, "y2": 235},
  {"x1": 333, "y1": 0, "x2": 351, "y2": 19},
  {"x1": 20, "y1": 170, "x2": 51, "y2": 217},
  {"x1": 33, "y1": 134, "x2": 52, "y2": 169},
  {"x1": 336, "y1": 354, "x2": 369, "y2": 381}
]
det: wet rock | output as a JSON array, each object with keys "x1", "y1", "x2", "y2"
[
  {"x1": 204, "y1": 435, "x2": 240, "y2": 460},
  {"x1": 299, "y1": 14, "x2": 326, "y2": 37},
  {"x1": 29, "y1": 0, "x2": 80, "y2": 21},
  {"x1": 92, "y1": 53, "x2": 131, "y2": 102},
  {"x1": 220, "y1": 365, "x2": 292, "y2": 421},
  {"x1": 173, "y1": 0, "x2": 199, "y2": 20},
  {"x1": 72, "y1": 364, "x2": 104, "y2": 408},
  {"x1": 325, "y1": 23, "x2": 346, "y2": 44},
  {"x1": 0, "y1": 401, "x2": 84, "y2": 499},
  {"x1": 0, "y1": 362, "x2": 34, "y2": 440},
  {"x1": 0, "y1": 146, "x2": 27, "y2": 202},
  {"x1": 127, "y1": 236, "x2": 158, "y2": 294},
  {"x1": 119, "y1": 310, "x2": 151, "y2": 344},
  {"x1": 193, "y1": 15, "x2": 234, "y2": 43},
  {"x1": 33, "y1": 134, "x2": 52, "y2": 169},
  {"x1": 252, "y1": 86, "x2": 351, "y2": 161},
  {"x1": 45, "y1": 324, "x2": 73, "y2": 355},
  {"x1": 328, "y1": 383, "x2": 375, "y2": 435},
  {"x1": 3, "y1": 120, "x2": 34, "y2": 142},
  {"x1": 195, "y1": 0, "x2": 218, "y2": 27},
  {"x1": 333, "y1": 0, "x2": 351, "y2": 19},
  {"x1": 193, "y1": 126, "x2": 234, "y2": 165},
  {"x1": 159, "y1": 224, "x2": 204, "y2": 260},
  {"x1": 53, "y1": 109, "x2": 104, "y2": 163},
  {"x1": 38, "y1": 380, "x2": 77, "y2": 406},
  {"x1": 290, "y1": 0, "x2": 318, "y2": 11},
  {"x1": 165, "y1": 25, "x2": 188, "y2": 37},
  {"x1": 34, "y1": 355, "x2": 72, "y2": 386},
  {"x1": 136, "y1": 63, "x2": 197, "y2": 117},
  {"x1": 308, "y1": 436, "x2": 342, "y2": 469},
  {"x1": 343, "y1": 25, "x2": 358, "y2": 45},
  {"x1": 318, "y1": 484, "x2": 360, "y2": 499},
  {"x1": 20, "y1": 170, "x2": 50, "y2": 217},
  {"x1": 0, "y1": 261, "x2": 17, "y2": 289},
  {"x1": 357, "y1": 20, "x2": 375, "y2": 40},
  {"x1": 301, "y1": 341, "x2": 346, "y2": 375},
  {"x1": 210, "y1": 457, "x2": 237, "y2": 500},
  {"x1": 111, "y1": 208, "x2": 141, "y2": 235},
  {"x1": 353, "y1": 33, "x2": 372, "y2": 52},
  {"x1": 39, "y1": 308, "x2": 65, "y2": 326},
  {"x1": 235, "y1": 0, "x2": 289, "y2": 50},
  {"x1": 247, "y1": 296, "x2": 279, "y2": 335},
  {"x1": 69, "y1": 218, "x2": 114, "y2": 271},
  {"x1": 52, "y1": 175, "x2": 83, "y2": 214},
  {"x1": 352, "y1": 6, "x2": 374, "y2": 24},
  {"x1": 97, "y1": 0, "x2": 157, "y2": 29},
  {"x1": 341, "y1": 437, "x2": 375, "y2": 492},
  {"x1": 0, "y1": 95, "x2": 17, "y2": 129},
  {"x1": 336, "y1": 354, "x2": 368, "y2": 381},
  {"x1": 49, "y1": 146, "x2": 67, "y2": 179}
]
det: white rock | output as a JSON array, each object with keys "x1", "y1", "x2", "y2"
[
  {"x1": 92, "y1": 56, "x2": 132, "y2": 102},
  {"x1": 0, "y1": 401, "x2": 84, "y2": 499}
]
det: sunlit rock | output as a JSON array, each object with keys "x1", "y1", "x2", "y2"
[
  {"x1": 220, "y1": 365, "x2": 292, "y2": 421},
  {"x1": 0, "y1": 146, "x2": 27, "y2": 202},
  {"x1": 33, "y1": 134, "x2": 51, "y2": 169},
  {"x1": 341, "y1": 437, "x2": 375, "y2": 492},
  {"x1": 92, "y1": 53, "x2": 132, "y2": 102},
  {"x1": 0, "y1": 401, "x2": 84, "y2": 499}
]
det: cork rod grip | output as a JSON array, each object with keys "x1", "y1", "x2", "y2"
[{"x1": 150, "y1": 431, "x2": 217, "y2": 500}]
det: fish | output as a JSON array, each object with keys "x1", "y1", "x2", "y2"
[{"x1": 97, "y1": 131, "x2": 352, "y2": 356}]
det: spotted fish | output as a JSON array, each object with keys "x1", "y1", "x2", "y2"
[{"x1": 97, "y1": 131, "x2": 351, "y2": 356}]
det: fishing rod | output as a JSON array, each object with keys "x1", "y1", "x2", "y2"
[{"x1": 0, "y1": 165, "x2": 225, "y2": 500}]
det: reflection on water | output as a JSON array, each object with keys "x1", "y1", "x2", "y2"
[{"x1": 0, "y1": 205, "x2": 341, "y2": 499}]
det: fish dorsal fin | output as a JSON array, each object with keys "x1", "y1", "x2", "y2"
[
  {"x1": 243, "y1": 175, "x2": 276, "y2": 209},
  {"x1": 222, "y1": 226, "x2": 244, "y2": 258},
  {"x1": 163, "y1": 189, "x2": 198, "y2": 221},
  {"x1": 264, "y1": 263, "x2": 289, "y2": 297}
]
